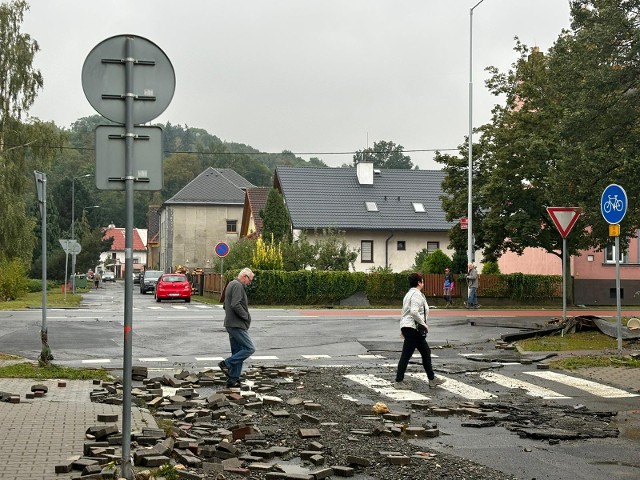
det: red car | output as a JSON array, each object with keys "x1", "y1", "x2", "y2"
[{"x1": 154, "y1": 273, "x2": 191, "y2": 303}]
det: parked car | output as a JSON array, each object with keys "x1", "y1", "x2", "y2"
[
  {"x1": 154, "y1": 273, "x2": 191, "y2": 303},
  {"x1": 139, "y1": 270, "x2": 164, "y2": 294},
  {"x1": 132, "y1": 271, "x2": 141, "y2": 284},
  {"x1": 102, "y1": 271, "x2": 116, "y2": 282}
]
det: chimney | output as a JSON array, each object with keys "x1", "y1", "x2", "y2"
[{"x1": 356, "y1": 162, "x2": 374, "y2": 185}]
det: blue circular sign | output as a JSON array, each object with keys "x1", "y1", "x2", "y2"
[
  {"x1": 214, "y1": 242, "x2": 230, "y2": 258},
  {"x1": 601, "y1": 184, "x2": 627, "y2": 224}
]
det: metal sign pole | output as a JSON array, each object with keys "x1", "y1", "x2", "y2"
[
  {"x1": 615, "y1": 235, "x2": 622, "y2": 351},
  {"x1": 120, "y1": 36, "x2": 135, "y2": 480},
  {"x1": 562, "y1": 238, "x2": 567, "y2": 322}
]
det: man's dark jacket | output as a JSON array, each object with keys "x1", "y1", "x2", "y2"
[{"x1": 223, "y1": 279, "x2": 251, "y2": 329}]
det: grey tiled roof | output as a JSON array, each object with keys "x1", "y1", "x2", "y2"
[
  {"x1": 165, "y1": 168, "x2": 255, "y2": 205},
  {"x1": 275, "y1": 166, "x2": 454, "y2": 231}
]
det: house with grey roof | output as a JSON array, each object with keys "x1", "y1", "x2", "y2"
[
  {"x1": 158, "y1": 167, "x2": 254, "y2": 271},
  {"x1": 274, "y1": 163, "x2": 455, "y2": 272}
]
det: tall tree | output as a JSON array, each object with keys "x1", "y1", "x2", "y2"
[
  {"x1": 437, "y1": 0, "x2": 640, "y2": 261},
  {"x1": 0, "y1": 0, "x2": 44, "y2": 264},
  {"x1": 353, "y1": 140, "x2": 414, "y2": 169},
  {"x1": 260, "y1": 189, "x2": 292, "y2": 243}
]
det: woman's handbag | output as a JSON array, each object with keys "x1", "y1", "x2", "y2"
[{"x1": 416, "y1": 323, "x2": 428, "y2": 337}]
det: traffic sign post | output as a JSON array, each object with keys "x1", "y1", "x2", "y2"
[
  {"x1": 601, "y1": 184, "x2": 627, "y2": 352},
  {"x1": 83, "y1": 35, "x2": 175, "y2": 480},
  {"x1": 546, "y1": 207, "x2": 583, "y2": 322},
  {"x1": 215, "y1": 242, "x2": 230, "y2": 280}
]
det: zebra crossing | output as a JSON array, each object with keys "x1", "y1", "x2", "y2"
[
  {"x1": 344, "y1": 370, "x2": 637, "y2": 402},
  {"x1": 79, "y1": 351, "x2": 638, "y2": 404},
  {"x1": 139, "y1": 304, "x2": 221, "y2": 310}
]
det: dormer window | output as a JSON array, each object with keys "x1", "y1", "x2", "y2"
[
  {"x1": 365, "y1": 201, "x2": 378, "y2": 212},
  {"x1": 412, "y1": 202, "x2": 425, "y2": 212}
]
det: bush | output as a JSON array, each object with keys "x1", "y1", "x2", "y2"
[
  {"x1": 482, "y1": 261, "x2": 500, "y2": 274},
  {"x1": 0, "y1": 258, "x2": 29, "y2": 301},
  {"x1": 25, "y1": 278, "x2": 55, "y2": 293},
  {"x1": 421, "y1": 249, "x2": 451, "y2": 274}
]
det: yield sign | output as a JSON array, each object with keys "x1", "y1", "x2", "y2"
[{"x1": 547, "y1": 207, "x2": 582, "y2": 238}]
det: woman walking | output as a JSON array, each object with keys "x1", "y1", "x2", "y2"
[{"x1": 395, "y1": 272, "x2": 445, "y2": 388}]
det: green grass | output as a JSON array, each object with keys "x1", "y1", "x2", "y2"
[
  {"x1": 517, "y1": 331, "x2": 624, "y2": 351},
  {"x1": 0, "y1": 362, "x2": 113, "y2": 380},
  {"x1": 548, "y1": 355, "x2": 640, "y2": 370},
  {"x1": 0, "y1": 290, "x2": 83, "y2": 310}
]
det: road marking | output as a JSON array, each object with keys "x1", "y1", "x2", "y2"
[
  {"x1": 251, "y1": 355, "x2": 279, "y2": 360},
  {"x1": 193, "y1": 305, "x2": 213, "y2": 309},
  {"x1": 82, "y1": 359, "x2": 111, "y2": 364},
  {"x1": 358, "y1": 354, "x2": 385, "y2": 359},
  {"x1": 266, "y1": 315, "x2": 315, "y2": 318},
  {"x1": 149, "y1": 306, "x2": 163, "y2": 310},
  {"x1": 302, "y1": 355, "x2": 331, "y2": 360},
  {"x1": 478, "y1": 372, "x2": 569, "y2": 399},
  {"x1": 171, "y1": 306, "x2": 188, "y2": 310},
  {"x1": 407, "y1": 373, "x2": 496, "y2": 400},
  {"x1": 138, "y1": 357, "x2": 168, "y2": 362},
  {"x1": 524, "y1": 371, "x2": 638, "y2": 398},
  {"x1": 195, "y1": 356, "x2": 223, "y2": 361},
  {"x1": 411, "y1": 353, "x2": 439, "y2": 358},
  {"x1": 344, "y1": 374, "x2": 430, "y2": 401}
]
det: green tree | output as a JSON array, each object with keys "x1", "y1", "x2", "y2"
[
  {"x1": 437, "y1": 0, "x2": 640, "y2": 261},
  {"x1": 313, "y1": 230, "x2": 359, "y2": 271},
  {"x1": 280, "y1": 232, "x2": 317, "y2": 271},
  {"x1": 421, "y1": 249, "x2": 451, "y2": 274},
  {"x1": 353, "y1": 140, "x2": 414, "y2": 169},
  {"x1": 0, "y1": 1, "x2": 47, "y2": 265},
  {"x1": 481, "y1": 261, "x2": 500, "y2": 275},
  {"x1": 260, "y1": 189, "x2": 291, "y2": 243}
]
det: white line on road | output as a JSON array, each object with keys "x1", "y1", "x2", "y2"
[
  {"x1": 138, "y1": 357, "x2": 168, "y2": 362},
  {"x1": 524, "y1": 371, "x2": 638, "y2": 398},
  {"x1": 407, "y1": 373, "x2": 496, "y2": 400},
  {"x1": 251, "y1": 356, "x2": 279, "y2": 360},
  {"x1": 344, "y1": 374, "x2": 430, "y2": 401},
  {"x1": 358, "y1": 354, "x2": 385, "y2": 359},
  {"x1": 478, "y1": 372, "x2": 569, "y2": 399},
  {"x1": 194, "y1": 357, "x2": 223, "y2": 361},
  {"x1": 302, "y1": 355, "x2": 331, "y2": 359},
  {"x1": 81, "y1": 359, "x2": 111, "y2": 364}
]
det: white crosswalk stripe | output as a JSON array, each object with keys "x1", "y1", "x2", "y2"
[
  {"x1": 407, "y1": 373, "x2": 496, "y2": 400},
  {"x1": 524, "y1": 371, "x2": 638, "y2": 398},
  {"x1": 344, "y1": 374, "x2": 430, "y2": 401},
  {"x1": 477, "y1": 372, "x2": 569, "y2": 399}
]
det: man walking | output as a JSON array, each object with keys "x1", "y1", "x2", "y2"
[
  {"x1": 219, "y1": 267, "x2": 256, "y2": 388},
  {"x1": 466, "y1": 263, "x2": 479, "y2": 308}
]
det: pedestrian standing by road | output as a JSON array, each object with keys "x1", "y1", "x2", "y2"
[
  {"x1": 466, "y1": 263, "x2": 479, "y2": 308},
  {"x1": 443, "y1": 267, "x2": 454, "y2": 307},
  {"x1": 395, "y1": 272, "x2": 445, "y2": 388},
  {"x1": 219, "y1": 267, "x2": 256, "y2": 388},
  {"x1": 93, "y1": 272, "x2": 101, "y2": 289}
]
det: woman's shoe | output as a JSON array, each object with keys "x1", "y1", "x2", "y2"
[{"x1": 428, "y1": 377, "x2": 446, "y2": 388}]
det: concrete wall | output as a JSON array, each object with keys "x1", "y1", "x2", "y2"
[
  {"x1": 159, "y1": 204, "x2": 243, "y2": 271},
  {"x1": 303, "y1": 230, "x2": 453, "y2": 272}
]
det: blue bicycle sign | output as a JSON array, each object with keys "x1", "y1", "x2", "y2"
[{"x1": 601, "y1": 184, "x2": 627, "y2": 224}]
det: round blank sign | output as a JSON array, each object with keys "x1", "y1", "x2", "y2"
[{"x1": 82, "y1": 34, "x2": 175, "y2": 125}]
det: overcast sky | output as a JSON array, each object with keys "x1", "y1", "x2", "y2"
[{"x1": 22, "y1": 0, "x2": 571, "y2": 169}]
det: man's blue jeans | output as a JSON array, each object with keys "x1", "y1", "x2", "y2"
[
  {"x1": 224, "y1": 327, "x2": 255, "y2": 383},
  {"x1": 468, "y1": 287, "x2": 478, "y2": 306}
]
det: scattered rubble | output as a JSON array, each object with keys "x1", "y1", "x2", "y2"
[{"x1": 47, "y1": 364, "x2": 619, "y2": 479}]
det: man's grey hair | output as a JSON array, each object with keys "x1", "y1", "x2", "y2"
[{"x1": 238, "y1": 267, "x2": 254, "y2": 279}]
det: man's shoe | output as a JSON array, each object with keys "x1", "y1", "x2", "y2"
[
  {"x1": 226, "y1": 380, "x2": 241, "y2": 388},
  {"x1": 429, "y1": 377, "x2": 446, "y2": 388},
  {"x1": 218, "y1": 360, "x2": 230, "y2": 378}
]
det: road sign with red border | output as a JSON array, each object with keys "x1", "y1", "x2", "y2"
[
  {"x1": 546, "y1": 207, "x2": 582, "y2": 238},
  {"x1": 460, "y1": 217, "x2": 468, "y2": 230},
  {"x1": 214, "y1": 242, "x2": 230, "y2": 258}
]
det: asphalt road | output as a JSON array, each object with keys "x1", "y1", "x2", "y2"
[{"x1": 1, "y1": 281, "x2": 639, "y2": 479}]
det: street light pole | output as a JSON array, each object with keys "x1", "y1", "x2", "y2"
[
  {"x1": 71, "y1": 174, "x2": 93, "y2": 293},
  {"x1": 468, "y1": 0, "x2": 485, "y2": 266}
]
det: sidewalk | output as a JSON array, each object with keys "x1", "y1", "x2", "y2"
[{"x1": 0, "y1": 377, "x2": 155, "y2": 480}]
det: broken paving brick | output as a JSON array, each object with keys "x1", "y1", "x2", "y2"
[
  {"x1": 346, "y1": 455, "x2": 371, "y2": 467},
  {"x1": 298, "y1": 428, "x2": 321, "y2": 438},
  {"x1": 386, "y1": 455, "x2": 411, "y2": 465},
  {"x1": 97, "y1": 414, "x2": 118, "y2": 423},
  {"x1": 331, "y1": 465, "x2": 355, "y2": 477}
]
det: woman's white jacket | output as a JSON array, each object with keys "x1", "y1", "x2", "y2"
[{"x1": 399, "y1": 287, "x2": 429, "y2": 330}]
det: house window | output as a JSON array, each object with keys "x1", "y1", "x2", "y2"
[
  {"x1": 361, "y1": 240, "x2": 374, "y2": 263},
  {"x1": 397, "y1": 241, "x2": 406, "y2": 251},
  {"x1": 365, "y1": 202, "x2": 378, "y2": 212},
  {"x1": 226, "y1": 220, "x2": 237, "y2": 233},
  {"x1": 412, "y1": 202, "x2": 425, "y2": 212},
  {"x1": 427, "y1": 241, "x2": 439, "y2": 254},
  {"x1": 604, "y1": 245, "x2": 627, "y2": 264}
]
